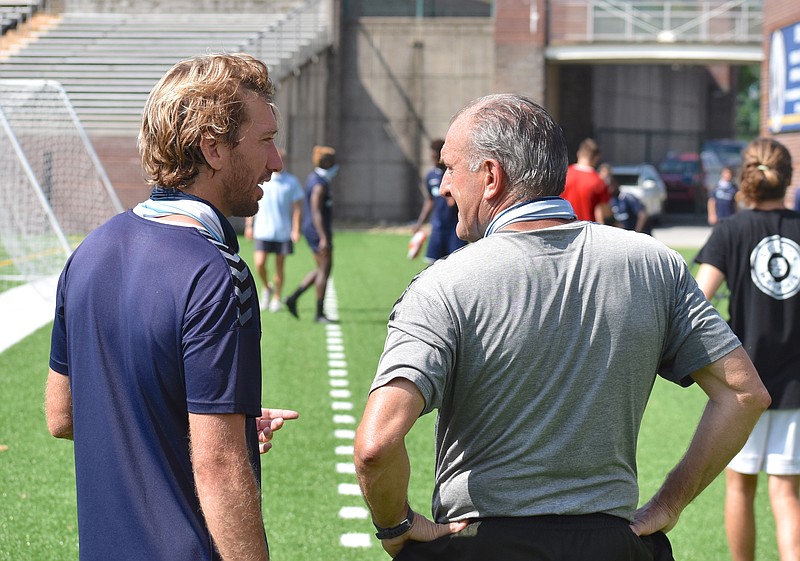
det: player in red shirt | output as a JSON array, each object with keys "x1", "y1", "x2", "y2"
[{"x1": 562, "y1": 138, "x2": 612, "y2": 223}]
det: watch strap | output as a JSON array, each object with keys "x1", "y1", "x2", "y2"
[{"x1": 374, "y1": 507, "x2": 415, "y2": 540}]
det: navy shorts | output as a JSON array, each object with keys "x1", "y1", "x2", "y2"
[
  {"x1": 254, "y1": 239, "x2": 294, "y2": 255},
  {"x1": 304, "y1": 229, "x2": 333, "y2": 253},
  {"x1": 395, "y1": 514, "x2": 674, "y2": 561}
]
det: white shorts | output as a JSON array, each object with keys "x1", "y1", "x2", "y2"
[{"x1": 728, "y1": 409, "x2": 800, "y2": 475}]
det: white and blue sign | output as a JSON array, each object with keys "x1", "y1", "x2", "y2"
[{"x1": 769, "y1": 22, "x2": 800, "y2": 134}]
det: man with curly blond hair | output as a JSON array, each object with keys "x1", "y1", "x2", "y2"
[{"x1": 46, "y1": 53, "x2": 297, "y2": 561}]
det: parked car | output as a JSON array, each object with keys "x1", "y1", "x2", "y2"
[
  {"x1": 701, "y1": 139, "x2": 748, "y2": 193},
  {"x1": 611, "y1": 163, "x2": 666, "y2": 218},
  {"x1": 658, "y1": 152, "x2": 706, "y2": 213}
]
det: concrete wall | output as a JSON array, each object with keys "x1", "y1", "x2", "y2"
[
  {"x1": 335, "y1": 17, "x2": 494, "y2": 222},
  {"x1": 493, "y1": 0, "x2": 547, "y2": 103},
  {"x1": 551, "y1": 63, "x2": 737, "y2": 166},
  {"x1": 272, "y1": 50, "x2": 334, "y2": 185},
  {"x1": 591, "y1": 64, "x2": 711, "y2": 165}
]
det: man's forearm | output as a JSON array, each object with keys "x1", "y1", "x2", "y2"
[
  {"x1": 190, "y1": 413, "x2": 269, "y2": 561},
  {"x1": 650, "y1": 399, "x2": 755, "y2": 515},
  {"x1": 647, "y1": 349, "x2": 769, "y2": 520},
  {"x1": 195, "y1": 459, "x2": 268, "y2": 561},
  {"x1": 311, "y1": 209, "x2": 326, "y2": 242},
  {"x1": 356, "y1": 438, "x2": 412, "y2": 528},
  {"x1": 355, "y1": 380, "x2": 424, "y2": 528},
  {"x1": 291, "y1": 205, "x2": 302, "y2": 235}
]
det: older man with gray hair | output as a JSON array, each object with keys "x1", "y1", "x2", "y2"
[{"x1": 354, "y1": 93, "x2": 770, "y2": 561}]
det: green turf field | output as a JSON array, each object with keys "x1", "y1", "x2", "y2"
[{"x1": 0, "y1": 232, "x2": 778, "y2": 560}]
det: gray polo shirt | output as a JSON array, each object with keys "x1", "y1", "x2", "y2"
[{"x1": 372, "y1": 222, "x2": 739, "y2": 522}]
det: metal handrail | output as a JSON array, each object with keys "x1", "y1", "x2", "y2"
[{"x1": 559, "y1": 0, "x2": 762, "y2": 44}]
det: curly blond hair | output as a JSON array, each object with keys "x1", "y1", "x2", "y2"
[
  {"x1": 738, "y1": 137, "x2": 793, "y2": 206},
  {"x1": 138, "y1": 53, "x2": 274, "y2": 188}
]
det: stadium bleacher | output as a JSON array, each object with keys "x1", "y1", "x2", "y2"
[
  {"x1": 0, "y1": 2, "x2": 332, "y2": 136},
  {"x1": 0, "y1": 1, "x2": 40, "y2": 34}
]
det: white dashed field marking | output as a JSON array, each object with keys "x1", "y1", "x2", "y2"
[
  {"x1": 340, "y1": 533, "x2": 372, "y2": 547},
  {"x1": 324, "y1": 281, "x2": 372, "y2": 549},
  {"x1": 339, "y1": 506, "x2": 369, "y2": 519}
]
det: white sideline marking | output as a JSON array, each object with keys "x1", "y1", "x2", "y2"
[
  {"x1": 0, "y1": 275, "x2": 58, "y2": 354},
  {"x1": 324, "y1": 280, "x2": 372, "y2": 549},
  {"x1": 339, "y1": 506, "x2": 369, "y2": 518},
  {"x1": 341, "y1": 533, "x2": 371, "y2": 547},
  {"x1": 338, "y1": 483, "x2": 362, "y2": 495}
]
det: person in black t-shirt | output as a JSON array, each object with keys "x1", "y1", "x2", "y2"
[{"x1": 695, "y1": 138, "x2": 800, "y2": 561}]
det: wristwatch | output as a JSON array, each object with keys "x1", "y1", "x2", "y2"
[{"x1": 373, "y1": 507, "x2": 415, "y2": 540}]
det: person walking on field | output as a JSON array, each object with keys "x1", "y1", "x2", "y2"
[
  {"x1": 411, "y1": 138, "x2": 467, "y2": 262},
  {"x1": 45, "y1": 53, "x2": 298, "y2": 561},
  {"x1": 284, "y1": 145, "x2": 338, "y2": 323},
  {"x1": 695, "y1": 138, "x2": 800, "y2": 561},
  {"x1": 354, "y1": 93, "x2": 770, "y2": 561},
  {"x1": 245, "y1": 149, "x2": 304, "y2": 313},
  {"x1": 598, "y1": 162, "x2": 649, "y2": 233},
  {"x1": 707, "y1": 166, "x2": 738, "y2": 225},
  {"x1": 561, "y1": 137, "x2": 612, "y2": 224}
]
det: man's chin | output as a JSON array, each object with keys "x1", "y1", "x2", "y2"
[
  {"x1": 232, "y1": 202, "x2": 260, "y2": 218},
  {"x1": 455, "y1": 225, "x2": 474, "y2": 244}
]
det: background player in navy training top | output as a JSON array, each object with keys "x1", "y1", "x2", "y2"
[
  {"x1": 411, "y1": 138, "x2": 467, "y2": 262},
  {"x1": 707, "y1": 166, "x2": 738, "y2": 226},
  {"x1": 284, "y1": 145, "x2": 338, "y2": 323},
  {"x1": 45, "y1": 53, "x2": 298, "y2": 561}
]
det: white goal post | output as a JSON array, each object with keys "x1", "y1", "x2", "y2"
[{"x1": 0, "y1": 79, "x2": 123, "y2": 294}]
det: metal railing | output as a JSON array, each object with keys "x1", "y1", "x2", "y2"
[
  {"x1": 552, "y1": 0, "x2": 762, "y2": 44},
  {"x1": 246, "y1": 0, "x2": 333, "y2": 81}
]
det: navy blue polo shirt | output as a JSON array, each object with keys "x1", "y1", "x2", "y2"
[{"x1": 50, "y1": 210, "x2": 263, "y2": 560}]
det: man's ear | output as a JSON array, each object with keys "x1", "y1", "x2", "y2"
[
  {"x1": 199, "y1": 136, "x2": 227, "y2": 172},
  {"x1": 482, "y1": 159, "x2": 505, "y2": 201}
]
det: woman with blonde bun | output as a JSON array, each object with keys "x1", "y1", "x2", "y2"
[{"x1": 696, "y1": 137, "x2": 800, "y2": 561}]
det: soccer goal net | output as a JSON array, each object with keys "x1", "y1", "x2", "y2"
[{"x1": 0, "y1": 79, "x2": 123, "y2": 294}]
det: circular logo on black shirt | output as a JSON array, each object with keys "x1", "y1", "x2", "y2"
[{"x1": 750, "y1": 235, "x2": 800, "y2": 300}]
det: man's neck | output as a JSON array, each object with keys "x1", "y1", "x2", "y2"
[
  {"x1": 501, "y1": 218, "x2": 574, "y2": 232},
  {"x1": 753, "y1": 199, "x2": 786, "y2": 211}
]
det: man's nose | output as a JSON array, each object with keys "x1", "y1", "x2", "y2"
[{"x1": 270, "y1": 146, "x2": 284, "y2": 173}]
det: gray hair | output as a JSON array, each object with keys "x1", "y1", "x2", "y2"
[{"x1": 453, "y1": 93, "x2": 568, "y2": 200}]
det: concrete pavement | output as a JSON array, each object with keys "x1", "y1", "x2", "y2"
[{"x1": 651, "y1": 213, "x2": 712, "y2": 249}]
